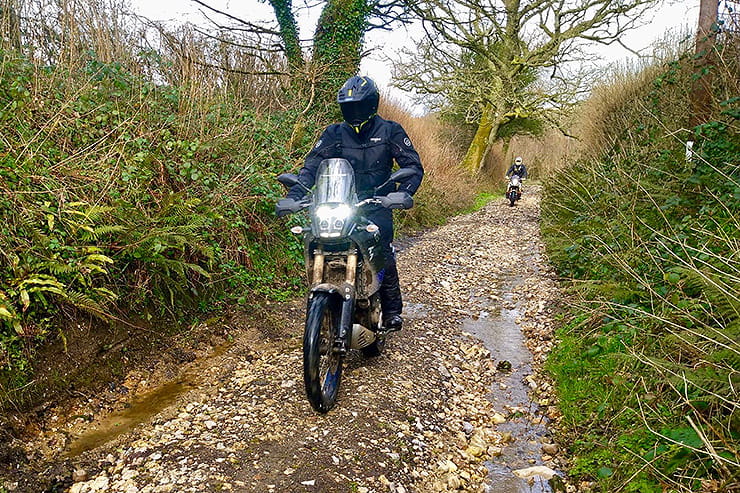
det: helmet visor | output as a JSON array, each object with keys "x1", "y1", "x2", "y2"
[{"x1": 340, "y1": 100, "x2": 374, "y2": 126}]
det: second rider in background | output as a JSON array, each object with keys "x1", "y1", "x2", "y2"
[{"x1": 506, "y1": 156, "x2": 528, "y2": 181}]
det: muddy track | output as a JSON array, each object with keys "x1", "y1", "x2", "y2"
[{"x1": 3, "y1": 186, "x2": 566, "y2": 493}]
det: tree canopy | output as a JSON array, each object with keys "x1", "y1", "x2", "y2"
[{"x1": 396, "y1": 0, "x2": 658, "y2": 173}]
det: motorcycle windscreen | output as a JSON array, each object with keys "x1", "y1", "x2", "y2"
[
  {"x1": 312, "y1": 159, "x2": 357, "y2": 239},
  {"x1": 314, "y1": 159, "x2": 356, "y2": 204}
]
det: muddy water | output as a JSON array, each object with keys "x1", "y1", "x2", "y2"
[
  {"x1": 64, "y1": 343, "x2": 231, "y2": 457},
  {"x1": 463, "y1": 279, "x2": 558, "y2": 493}
]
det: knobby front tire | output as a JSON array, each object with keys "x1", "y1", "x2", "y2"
[{"x1": 303, "y1": 292, "x2": 343, "y2": 413}]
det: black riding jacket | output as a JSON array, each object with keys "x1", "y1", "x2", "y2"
[
  {"x1": 506, "y1": 163, "x2": 528, "y2": 178},
  {"x1": 287, "y1": 116, "x2": 424, "y2": 201}
]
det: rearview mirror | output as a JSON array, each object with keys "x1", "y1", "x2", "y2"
[
  {"x1": 375, "y1": 168, "x2": 417, "y2": 193},
  {"x1": 277, "y1": 173, "x2": 311, "y2": 192},
  {"x1": 389, "y1": 168, "x2": 416, "y2": 183},
  {"x1": 277, "y1": 173, "x2": 300, "y2": 188}
]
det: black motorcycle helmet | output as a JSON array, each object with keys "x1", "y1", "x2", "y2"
[{"x1": 337, "y1": 75, "x2": 379, "y2": 133}]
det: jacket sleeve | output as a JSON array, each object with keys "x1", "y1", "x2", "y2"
[
  {"x1": 286, "y1": 126, "x2": 337, "y2": 200},
  {"x1": 389, "y1": 122, "x2": 424, "y2": 195},
  {"x1": 505, "y1": 164, "x2": 514, "y2": 177},
  {"x1": 522, "y1": 166, "x2": 528, "y2": 178}
]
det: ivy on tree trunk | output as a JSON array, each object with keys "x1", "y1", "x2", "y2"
[
  {"x1": 268, "y1": 0, "x2": 303, "y2": 71},
  {"x1": 313, "y1": 0, "x2": 372, "y2": 102}
]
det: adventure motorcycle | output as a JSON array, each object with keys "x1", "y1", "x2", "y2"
[
  {"x1": 276, "y1": 158, "x2": 414, "y2": 413},
  {"x1": 506, "y1": 175, "x2": 523, "y2": 206}
]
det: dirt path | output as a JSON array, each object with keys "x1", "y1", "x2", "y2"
[{"x1": 3, "y1": 186, "x2": 566, "y2": 493}]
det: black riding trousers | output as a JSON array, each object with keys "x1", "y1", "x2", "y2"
[{"x1": 366, "y1": 207, "x2": 402, "y2": 317}]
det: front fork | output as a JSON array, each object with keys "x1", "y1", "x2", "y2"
[{"x1": 312, "y1": 248, "x2": 358, "y2": 355}]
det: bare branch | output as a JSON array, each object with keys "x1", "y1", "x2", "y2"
[{"x1": 191, "y1": 0, "x2": 280, "y2": 36}]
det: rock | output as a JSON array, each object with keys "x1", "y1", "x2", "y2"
[
  {"x1": 69, "y1": 484, "x2": 87, "y2": 493},
  {"x1": 465, "y1": 445, "x2": 485, "y2": 457},
  {"x1": 446, "y1": 474, "x2": 462, "y2": 489},
  {"x1": 487, "y1": 446, "x2": 503, "y2": 457},
  {"x1": 72, "y1": 469, "x2": 88, "y2": 482},
  {"x1": 542, "y1": 443, "x2": 559, "y2": 455},
  {"x1": 437, "y1": 459, "x2": 458, "y2": 473},
  {"x1": 462, "y1": 422, "x2": 474, "y2": 435},
  {"x1": 204, "y1": 420, "x2": 218, "y2": 430},
  {"x1": 83, "y1": 476, "x2": 109, "y2": 491},
  {"x1": 512, "y1": 466, "x2": 557, "y2": 480},
  {"x1": 491, "y1": 413, "x2": 506, "y2": 425}
]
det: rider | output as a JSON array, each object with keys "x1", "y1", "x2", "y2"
[
  {"x1": 283, "y1": 75, "x2": 424, "y2": 332},
  {"x1": 506, "y1": 156, "x2": 528, "y2": 180}
]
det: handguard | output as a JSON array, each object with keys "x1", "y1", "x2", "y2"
[
  {"x1": 276, "y1": 198, "x2": 309, "y2": 217},
  {"x1": 378, "y1": 192, "x2": 413, "y2": 210}
]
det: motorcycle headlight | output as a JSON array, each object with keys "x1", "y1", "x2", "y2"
[{"x1": 314, "y1": 204, "x2": 353, "y2": 238}]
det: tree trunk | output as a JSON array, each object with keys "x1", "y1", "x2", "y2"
[
  {"x1": 461, "y1": 104, "x2": 501, "y2": 174},
  {"x1": 268, "y1": 0, "x2": 303, "y2": 72},
  {"x1": 690, "y1": 0, "x2": 719, "y2": 127},
  {"x1": 313, "y1": 0, "x2": 371, "y2": 102},
  {"x1": 0, "y1": 1, "x2": 22, "y2": 51}
]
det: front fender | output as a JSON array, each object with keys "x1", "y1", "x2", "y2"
[{"x1": 310, "y1": 282, "x2": 355, "y2": 300}]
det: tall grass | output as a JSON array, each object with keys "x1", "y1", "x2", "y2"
[
  {"x1": 379, "y1": 96, "x2": 477, "y2": 228},
  {"x1": 542, "y1": 35, "x2": 740, "y2": 492}
]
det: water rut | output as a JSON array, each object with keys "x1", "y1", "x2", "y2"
[{"x1": 64, "y1": 342, "x2": 232, "y2": 458}]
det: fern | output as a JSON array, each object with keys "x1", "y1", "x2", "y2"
[
  {"x1": 79, "y1": 224, "x2": 126, "y2": 242},
  {"x1": 64, "y1": 290, "x2": 111, "y2": 320}
]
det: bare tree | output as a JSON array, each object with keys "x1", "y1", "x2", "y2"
[{"x1": 398, "y1": 0, "x2": 659, "y2": 173}]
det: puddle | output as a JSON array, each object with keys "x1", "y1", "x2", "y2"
[
  {"x1": 462, "y1": 283, "x2": 559, "y2": 493},
  {"x1": 403, "y1": 302, "x2": 430, "y2": 319},
  {"x1": 64, "y1": 342, "x2": 231, "y2": 458}
]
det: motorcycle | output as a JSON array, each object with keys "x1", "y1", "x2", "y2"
[
  {"x1": 276, "y1": 158, "x2": 415, "y2": 413},
  {"x1": 506, "y1": 175, "x2": 523, "y2": 206}
]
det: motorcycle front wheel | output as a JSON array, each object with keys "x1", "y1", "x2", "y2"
[{"x1": 303, "y1": 292, "x2": 343, "y2": 413}]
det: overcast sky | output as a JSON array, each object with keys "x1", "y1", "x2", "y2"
[{"x1": 128, "y1": 0, "x2": 700, "y2": 103}]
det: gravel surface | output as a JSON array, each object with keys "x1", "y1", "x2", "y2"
[{"x1": 3, "y1": 185, "x2": 566, "y2": 493}]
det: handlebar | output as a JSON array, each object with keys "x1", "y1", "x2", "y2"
[
  {"x1": 358, "y1": 192, "x2": 414, "y2": 210},
  {"x1": 277, "y1": 192, "x2": 413, "y2": 217}
]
